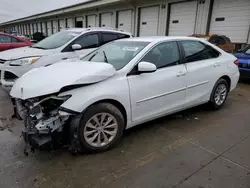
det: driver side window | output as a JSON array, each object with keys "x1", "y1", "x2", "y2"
[
  {"x1": 141, "y1": 42, "x2": 180, "y2": 69},
  {"x1": 74, "y1": 34, "x2": 99, "y2": 49}
]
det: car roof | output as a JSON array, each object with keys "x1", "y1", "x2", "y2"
[
  {"x1": 118, "y1": 36, "x2": 205, "y2": 43},
  {"x1": 66, "y1": 27, "x2": 132, "y2": 35}
]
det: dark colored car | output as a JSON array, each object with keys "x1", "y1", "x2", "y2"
[
  {"x1": 0, "y1": 32, "x2": 32, "y2": 51},
  {"x1": 234, "y1": 46, "x2": 250, "y2": 79}
]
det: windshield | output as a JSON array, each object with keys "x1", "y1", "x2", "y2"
[
  {"x1": 82, "y1": 41, "x2": 149, "y2": 70},
  {"x1": 32, "y1": 30, "x2": 81, "y2": 49}
]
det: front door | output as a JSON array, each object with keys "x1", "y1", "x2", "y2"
[{"x1": 127, "y1": 41, "x2": 187, "y2": 122}]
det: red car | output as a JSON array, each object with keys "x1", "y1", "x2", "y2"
[{"x1": 0, "y1": 32, "x2": 32, "y2": 51}]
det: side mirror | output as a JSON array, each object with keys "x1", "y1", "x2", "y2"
[
  {"x1": 72, "y1": 44, "x2": 82, "y2": 51},
  {"x1": 138, "y1": 61, "x2": 157, "y2": 73},
  {"x1": 236, "y1": 49, "x2": 242, "y2": 53}
]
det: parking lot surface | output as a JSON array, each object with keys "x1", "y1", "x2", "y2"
[{"x1": 0, "y1": 83, "x2": 250, "y2": 188}]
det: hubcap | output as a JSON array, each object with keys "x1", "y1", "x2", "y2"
[
  {"x1": 83, "y1": 113, "x2": 118, "y2": 147},
  {"x1": 214, "y1": 84, "x2": 227, "y2": 106}
]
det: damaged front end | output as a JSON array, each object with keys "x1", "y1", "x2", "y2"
[{"x1": 16, "y1": 95, "x2": 73, "y2": 154}]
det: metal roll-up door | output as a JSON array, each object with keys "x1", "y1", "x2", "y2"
[
  {"x1": 59, "y1": 19, "x2": 65, "y2": 31},
  {"x1": 29, "y1": 23, "x2": 33, "y2": 35},
  {"x1": 52, "y1": 20, "x2": 58, "y2": 34},
  {"x1": 47, "y1": 21, "x2": 52, "y2": 36},
  {"x1": 210, "y1": 0, "x2": 250, "y2": 43},
  {"x1": 86, "y1": 15, "x2": 97, "y2": 27},
  {"x1": 100, "y1": 12, "x2": 112, "y2": 27},
  {"x1": 168, "y1": 1, "x2": 198, "y2": 36},
  {"x1": 42, "y1": 22, "x2": 46, "y2": 35},
  {"x1": 33, "y1": 23, "x2": 37, "y2": 33},
  {"x1": 66, "y1": 18, "x2": 74, "y2": 28},
  {"x1": 37, "y1": 23, "x2": 42, "y2": 33},
  {"x1": 117, "y1": 10, "x2": 132, "y2": 33},
  {"x1": 139, "y1": 6, "x2": 159, "y2": 36}
]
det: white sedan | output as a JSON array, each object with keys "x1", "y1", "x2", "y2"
[{"x1": 10, "y1": 36, "x2": 239, "y2": 153}]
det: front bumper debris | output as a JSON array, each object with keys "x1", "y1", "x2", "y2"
[{"x1": 15, "y1": 96, "x2": 72, "y2": 154}]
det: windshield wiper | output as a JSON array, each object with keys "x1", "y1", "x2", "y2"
[
  {"x1": 89, "y1": 52, "x2": 98, "y2": 61},
  {"x1": 103, "y1": 51, "x2": 108, "y2": 63}
]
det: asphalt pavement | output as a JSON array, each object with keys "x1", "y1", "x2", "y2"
[{"x1": 0, "y1": 82, "x2": 250, "y2": 188}]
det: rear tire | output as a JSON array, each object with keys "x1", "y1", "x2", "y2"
[
  {"x1": 71, "y1": 103, "x2": 125, "y2": 153},
  {"x1": 208, "y1": 78, "x2": 229, "y2": 110}
]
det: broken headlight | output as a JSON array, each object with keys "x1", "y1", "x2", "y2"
[{"x1": 37, "y1": 95, "x2": 72, "y2": 115}]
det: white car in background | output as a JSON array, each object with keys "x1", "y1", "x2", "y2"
[
  {"x1": 0, "y1": 28, "x2": 132, "y2": 91},
  {"x1": 10, "y1": 37, "x2": 239, "y2": 154}
]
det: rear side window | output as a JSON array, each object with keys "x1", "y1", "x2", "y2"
[
  {"x1": 181, "y1": 41, "x2": 220, "y2": 63},
  {"x1": 0, "y1": 35, "x2": 11, "y2": 43},
  {"x1": 117, "y1": 33, "x2": 131, "y2": 39},
  {"x1": 74, "y1": 34, "x2": 99, "y2": 49},
  {"x1": 11, "y1": 37, "x2": 22, "y2": 43},
  {"x1": 102, "y1": 33, "x2": 118, "y2": 44}
]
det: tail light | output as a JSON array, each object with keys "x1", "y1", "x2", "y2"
[{"x1": 234, "y1": 60, "x2": 239, "y2": 66}]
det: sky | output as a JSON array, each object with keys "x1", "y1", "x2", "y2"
[{"x1": 0, "y1": 0, "x2": 90, "y2": 23}]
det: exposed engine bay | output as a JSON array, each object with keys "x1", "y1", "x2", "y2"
[{"x1": 16, "y1": 95, "x2": 73, "y2": 155}]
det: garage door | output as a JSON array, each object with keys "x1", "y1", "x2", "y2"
[
  {"x1": 100, "y1": 13, "x2": 112, "y2": 27},
  {"x1": 59, "y1": 19, "x2": 65, "y2": 31},
  {"x1": 33, "y1": 23, "x2": 37, "y2": 33},
  {"x1": 23, "y1": 25, "x2": 26, "y2": 35},
  {"x1": 117, "y1": 10, "x2": 133, "y2": 33},
  {"x1": 52, "y1": 20, "x2": 58, "y2": 34},
  {"x1": 87, "y1": 15, "x2": 97, "y2": 27},
  {"x1": 42, "y1": 22, "x2": 46, "y2": 35},
  {"x1": 210, "y1": 0, "x2": 250, "y2": 43},
  {"x1": 30, "y1": 24, "x2": 33, "y2": 35},
  {"x1": 47, "y1": 21, "x2": 52, "y2": 36},
  {"x1": 168, "y1": 1, "x2": 198, "y2": 36},
  {"x1": 139, "y1": 6, "x2": 159, "y2": 36},
  {"x1": 37, "y1": 23, "x2": 42, "y2": 33},
  {"x1": 66, "y1": 18, "x2": 74, "y2": 28}
]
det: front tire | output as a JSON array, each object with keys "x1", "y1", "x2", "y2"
[
  {"x1": 71, "y1": 103, "x2": 125, "y2": 153},
  {"x1": 209, "y1": 78, "x2": 229, "y2": 110}
]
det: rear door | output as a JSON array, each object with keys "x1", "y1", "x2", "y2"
[{"x1": 180, "y1": 40, "x2": 223, "y2": 106}]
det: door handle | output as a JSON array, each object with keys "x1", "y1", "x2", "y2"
[
  {"x1": 62, "y1": 57, "x2": 68, "y2": 60},
  {"x1": 214, "y1": 63, "x2": 220, "y2": 67},
  {"x1": 176, "y1": 71, "x2": 186, "y2": 77}
]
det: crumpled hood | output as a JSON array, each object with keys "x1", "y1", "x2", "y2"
[
  {"x1": 10, "y1": 61, "x2": 116, "y2": 99},
  {"x1": 0, "y1": 46, "x2": 54, "y2": 60}
]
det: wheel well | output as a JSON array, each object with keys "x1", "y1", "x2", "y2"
[
  {"x1": 220, "y1": 75, "x2": 231, "y2": 90},
  {"x1": 91, "y1": 99, "x2": 127, "y2": 127}
]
